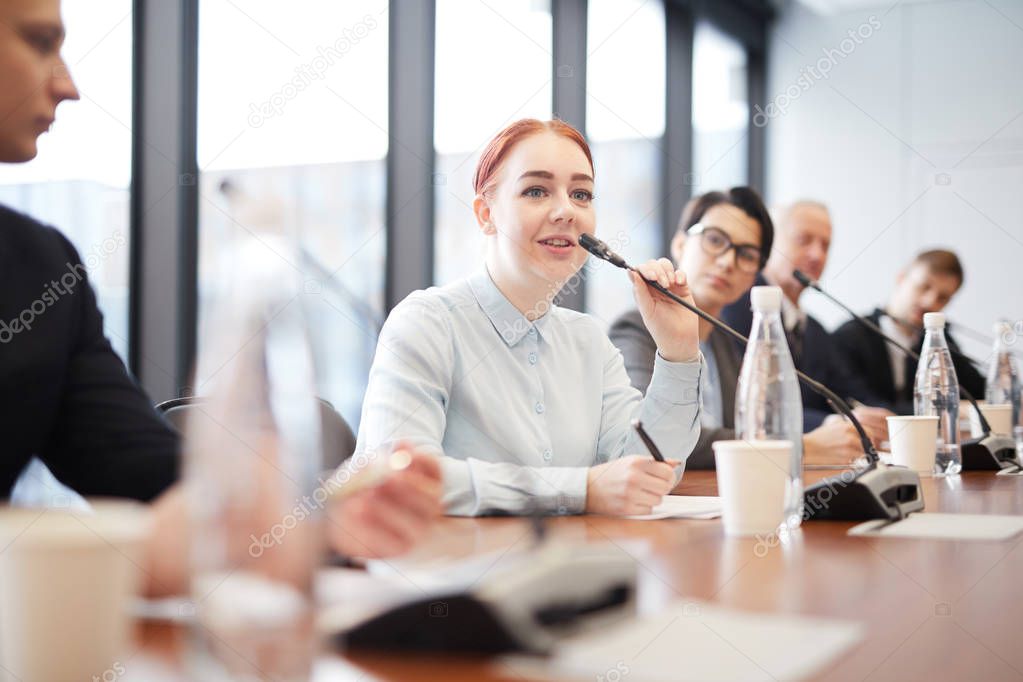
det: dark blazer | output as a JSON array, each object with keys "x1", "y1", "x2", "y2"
[
  {"x1": 0, "y1": 204, "x2": 179, "y2": 501},
  {"x1": 721, "y1": 275, "x2": 891, "y2": 430},
  {"x1": 609, "y1": 308, "x2": 740, "y2": 469},
  {"x1": 832, "y1": 308, "x2": 986, "y2": 414}
]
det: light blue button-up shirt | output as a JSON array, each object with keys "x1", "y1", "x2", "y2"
[{"x1": 354, "y1": 268, "x2": 703, "y2": 516}]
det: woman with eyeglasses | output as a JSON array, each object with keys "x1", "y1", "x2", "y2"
[
  {"x1": 356, "y1": 118, "x2": 704, "y2": 517},
  {"x1": 611, "y1": 187, "x2": 871, "y2": 468},
  {"x1": 610, "y1": 188, "x2": 772, "y2": 468}
]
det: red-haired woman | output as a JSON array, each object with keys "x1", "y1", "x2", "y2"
[{"x1": 356, "y1": 119, "x2": 704, "y2": 516}]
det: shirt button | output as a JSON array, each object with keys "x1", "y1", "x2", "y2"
[
  {"x1": 528, "y1": 352, "x2": 538, "y2": 365},
  {"x1": 528, "y1": 327, "x2": 537, "y2": 336},
  {"x1": 535, "y1": 402, "x2": 545, "y2": 414},
  {"x1": 542, "y1": 449, "x2": 552, "y2": 462}
]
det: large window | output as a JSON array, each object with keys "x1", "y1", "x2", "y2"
[
  {"x1": 196, "y1": 0, "x2": 388, "y2": 429},
  {"x1": 692, "y1": 21, "x2": 749, "y2": 195},
  {"x1": 433, "y1": 0, "x2": 553, "y2": 287},
  {"x1": 0, "y1": 0, "x2": 133, "y2": 360},
  {"x1": 585, "y1": 0, "x2": 666, "y2": 328},
  {"x1": 35, "y1": 1, "x2": 765, "y2": 411}
]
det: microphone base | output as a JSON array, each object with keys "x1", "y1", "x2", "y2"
[
  {"x1": 961, "y1": 435, "x2": 1019, "y2": 471},
  {"x1": 804, "y1": 464, "x2": 924, "y2": 521}
]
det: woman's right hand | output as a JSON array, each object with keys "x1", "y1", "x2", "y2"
[
  {"x1": 327, "y1": 447, "x2": 443, "y2": 558},
  {"x1": 585, "y1": 455, "x2": 680, "y2": 516}
]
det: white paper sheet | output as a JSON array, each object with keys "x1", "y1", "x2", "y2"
[
  {"x1": 996, "y1": 467, "x2": 1023, "y2": 476},
  {"x1": 848, "y1": 512, "x2": 1023, "y2": 540},
  {"x1": 622, "y1": 495, "x2": 722, "y2": 520},
  {"x1": 501, "y1": 601, "x2": 863, "y2": 682}
]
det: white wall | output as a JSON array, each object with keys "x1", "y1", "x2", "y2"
[{"x1": 765, "y1": 0, "x2": 1023, "y2": 363}]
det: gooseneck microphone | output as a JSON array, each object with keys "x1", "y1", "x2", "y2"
[
  {"x1": 580, "y1": 236, "x2": 877, "y2": 460},
  {"x1": 794, "y1": 269, "x2": 1019, "y2": 471},
  {"x1": 579, "y1": 233, "x2": 924, "y2": 521}
]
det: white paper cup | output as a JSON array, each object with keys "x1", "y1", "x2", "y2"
[
  {"x1": 0, "y1": 502, "x2": 149, "y2": 682},
  {"x1": 969, "y1": 403, "x2": 1014, "y2": 437},
  {"x1": 713, "y1": 440, "x2": 793, "y2": 536},
  {"x1": 887, "y1": 416, "x2": 939, "y2": 474}
]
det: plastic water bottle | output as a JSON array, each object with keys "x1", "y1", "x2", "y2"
[
  {"x1": 913, "y1": 312, "x2": 961, "y2": 475},
  {"x1": 735, "y1": 286, "x2": 804, "y2": 530},
  {"x1": 986, "y1": 320, "x2": 1021, "y2": 427},
  {"x1": 986, "y1": 320, "x2": 1023, "y2": 459},
  {"x1": 186, "y1": 233, "x2": 325, "y2": 681}
]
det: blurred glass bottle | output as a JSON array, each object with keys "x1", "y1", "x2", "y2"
[
  {"x1": 735, "y1": 286, "x2": 804, "y2": 530},
  {"x1": 986, "y1": 320, "x2": 1021, "y2": 431},
  {"x1": 914, "y1": 312, "x2": 961, "y2": 475},
  {"x1": 185, "y1": 193, "x2": 324, "y2": 681}
]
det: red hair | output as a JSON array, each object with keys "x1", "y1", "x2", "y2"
[{"x1": 472, "y1": 118, "x2": 594, "y2": 196}]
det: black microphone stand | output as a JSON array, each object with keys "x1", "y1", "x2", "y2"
[
  {"x1": 795, "y1": 270, "x2": 1019, "y2": 472},
  {"x1": 579, "y1": 234, "x2": 924, "y2": 522}
]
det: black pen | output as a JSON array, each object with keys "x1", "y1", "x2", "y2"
[{"x1": 631, "y1": 418, "x2": 666, "y2": 462}]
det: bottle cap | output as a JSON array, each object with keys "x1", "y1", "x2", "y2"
[
  {"x1": 923, "y1": 312, "x2": 946, "y2": 329},
  {"x1": 750, "y1": 286, "x2": 782, "y2": 312}
]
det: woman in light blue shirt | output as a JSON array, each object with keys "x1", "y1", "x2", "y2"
[{"x1": 356, "y1": 119, "x2": 704, "y2": 516}]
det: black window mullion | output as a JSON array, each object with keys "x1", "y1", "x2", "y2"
[
  {"x1": 663, "y1": 1, "x2": 695, "y2": 255},
  {"x1": 551, "y1": 0, "x2": 588, "y2": 312},
  {"x1": 385, "y1": 0, "x2": 437, "y2": 312}
]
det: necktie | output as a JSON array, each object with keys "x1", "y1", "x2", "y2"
[
  {"x1": 787, "y1": 319, "x2": 805, "y2": 364},
  {"x1": 902, "y1": 333, "x2": 923, "y2": 403},
  {"x1": 902, "y1": 351, "x2": 917, "y2": 403}
]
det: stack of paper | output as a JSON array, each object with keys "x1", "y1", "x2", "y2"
[
  {"x1": 623, "y1": 495, "x2": 722, "y2": 521},
  {"x1": 502, "y1": 601, "x2": 863, "y2": 681},
  {"x1": 849, "y1": 513, "x2": 1023, "y2": 540}
]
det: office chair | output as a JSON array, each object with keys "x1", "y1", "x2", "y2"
[{"x1": 155, "y1": 396, "x2": 357, "y2": 471}]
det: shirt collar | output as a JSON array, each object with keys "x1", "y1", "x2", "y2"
[
  {"x1": 879, "y1": 310, "x2": 918, "y2": 347},
  {"x1": 778, "y1": 289, "x2": 807, "y2": 332},
  {"x1": 468, "y1": 268, "x2": 552, "y2": 347},
  {"x1": 762, "y1": 271, "x2": 806, "y2": 332}
]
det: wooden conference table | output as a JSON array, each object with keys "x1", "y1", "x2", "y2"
[{"x1": 137, "y1": 469, "x2": 1023, "y2": 681}]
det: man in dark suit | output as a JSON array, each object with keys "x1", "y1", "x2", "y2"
[
  {"x1": 832, "y1": 250, "x2": 985, "y2": 414},
  {"x1": 0, "y1": 204, "x2": 182, "y2": 501},
  {"x1": 721, "y1": 200, "x2": 893, "y2": 446},
  {"x1": 0, "y1": 0, "x2": 178, "y2": 500},
  {"x1": 2, "y1": 0, "x2": 442, "y2": 595}
]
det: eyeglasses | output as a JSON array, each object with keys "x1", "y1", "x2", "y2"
[{"x1": 688, "y1": 223, "x2": 763, "y2": 273}]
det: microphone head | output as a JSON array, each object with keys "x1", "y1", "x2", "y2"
[
  {"x1": 579, "y1": 233, "x2": 628, "y2": 269},
  {"x1": 792, "y1": 269, "x2": 815, "y2": 288},
  {"x1": 578, "y1": 232, "x2": 605, "y2": 257}
]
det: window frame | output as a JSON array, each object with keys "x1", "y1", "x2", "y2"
[{"x1": 129, "y1": 0, "x2": 770, "y2": 401}]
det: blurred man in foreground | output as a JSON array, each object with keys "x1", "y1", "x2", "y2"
[{"x1": 0, "y1": 0, "x2": 442, "y2": 596}]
